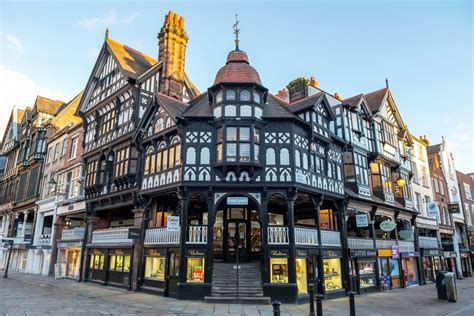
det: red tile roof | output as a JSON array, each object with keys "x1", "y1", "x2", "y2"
[{"x1": 214, "y1": 50, "x2": 262, "y2": 85}]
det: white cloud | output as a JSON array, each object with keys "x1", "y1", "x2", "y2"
[
  {"x1": 439, "y1": 119, "x2": 474, "y2": 173},
  {"x1": 77, "y1": 9, "x2": 141, "y2": 30},
  {"x1": 0, "y1": 64, "x2": 70, "y2": 139},
  {"x1": 6, "y1": 34, "x2": 23, "y2": 54}
]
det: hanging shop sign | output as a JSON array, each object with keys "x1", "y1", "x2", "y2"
[
  {"x1": 443, "y1": 251, "x2": 456, "y2": 258},
  {"x1": 128, "y1": 228, "x2": 141, "y2": 240},
  {"x1": 427, "y1": 202, "x2": 440, "y2": 219},
  {"x1": 227, "y1": 196, "x2": 249, "y2": 206},
  {"x1": 447, "y1": 203, "x2": 460, "y2": 214},
  {"x1": 401, "y1": 252, "x2": 420, "y2": 257},
  {"x1": 186, "y1": 249, "x2": 206, "y2": 257},
  {"x1": 356, "y1": 214, "x2": 369, "y2": 228},
  {"x1": 380, "y1": 220, "x2": 396, "y2": 232},
  {"x1": 378, "y1": 249, "x2": 392, "y2": 257},
  {"x1": 391, "y1": 245, "x2": 400, "y2": 259},
  {"x1": 350, "y1": 249, "x2": 377, "y2": 257},
  {"x1": 166, "y1": 216, "x2": 180, "y2": 231},
  {"x1": 323, "y1": 249, "x2": 342, "y2": 258},
  {"x1": 270, "y1": 249, "x2": 289, "y2": 258},
  {"x1": 399, "y1": 229, "x2": 414, "y2": 241},
  {"x1": 296, "y1": 249, "x2": 308, "y2": 257}
]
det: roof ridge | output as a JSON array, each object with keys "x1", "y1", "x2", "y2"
[
  {"x1": 288, "y1": 91, "x2": 324, "y2": 106},
  {"x1": 155, "y1": 91, "x2": 188, "y2": 105},
  {"x1": 106, "y1": 37, "x2": 157, "y2": 63}
]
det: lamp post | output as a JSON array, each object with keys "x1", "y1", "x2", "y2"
[{"x1": 2, "y1": 238, "x2": 14, "y2": 278}]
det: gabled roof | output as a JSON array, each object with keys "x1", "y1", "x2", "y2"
[
  {"x1": 34, "y1": 96, "x2": 65, "y2": 115},
  {"x1": 156, "y1": 92, "x2": 188, "y2": 118},
  {"x1": 287, "y1": 92, "x2": 336, "y2": 120},
  {"x1": 106, "y1": 37, "x2": 157, "y2": 79},
  {"x1": 181, "y1": 92, "x2": 212, "y2": 118},
  {"x1": 264, "y1": 94, "x2": 298, "y2": 119},
  {"x1": 50, "y1": 92, "x2": 83, "y2": 130},
  {"x1": 364, "y1": 88, "x2": 388, "y2": 113},
  {"x1": 14, "y1": 109, "x2": 26, "y2": 124},
  {"x1": 343, "y1": 93, "x2": 372, "y2": 116}
]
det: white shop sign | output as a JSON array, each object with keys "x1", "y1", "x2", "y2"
[
  {"x1": 356, "y1": 214, "x2": 369, "y2": 228},
  {"x1": 227, "y1": 197, "x2": 248, "y2": 206},
  {"x1": 167, "y1": 216, "x2": 180, "y2": 231}
]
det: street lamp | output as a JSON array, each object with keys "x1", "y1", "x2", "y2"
[{"x1": 2, "y1": 238, "x2": 14, "y2": 278}]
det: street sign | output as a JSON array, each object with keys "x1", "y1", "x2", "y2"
[
  {"x1": 167, "y1": 216, "x2": 180, "y2": 231},
  {"x1": 356, "y1": 214, "x2": 369, "y2": 227}
]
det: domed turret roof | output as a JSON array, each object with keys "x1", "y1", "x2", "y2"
[{"x1": 213, "y1": 49, "x2": 262, "y2": 85}]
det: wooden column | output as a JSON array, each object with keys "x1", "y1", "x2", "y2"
[
  {"x1": 336, "y1": 200, "x2": 350, "y2": 292},
  {"x1": 81, "y1": 214, "x2": 99, "y2": 281},
  {"x1": 205, "y1": 192, "x2": 214, "y2": 283},
  {"x1": 178, "y1": 190, "x2": 189, "y2": 283},
  {"x1": 313, "y1": 196, "x2": 324, "y2": 295},
  {"x1": 131, "y1": 207, "x2": 144, "y2": 291},
  {"x1": 287, "y1": 190, "x2": 297, "y2": 286},
  {"x1": 261, "y1": 192, "x2": 270, "y2": 283}
]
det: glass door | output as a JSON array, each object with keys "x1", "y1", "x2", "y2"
[{"x1": 226, "y1": 221, "x2": 247, "y2": 263}]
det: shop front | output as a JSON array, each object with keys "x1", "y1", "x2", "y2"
[
  {"x1": 57, "y1": 241, "x2": 83, "y2": 279},
  {"x1": 443, "y1": 251, "x2": 457, "y2": 274},
  {"x1": 88, "y1": 248, "x2": 106, "y2": 283},
  {"x1": 460, "y1": 251, "x2": 472, "y2": 277},
  {"x1": 420, "y1": 249, "x2": 443, "y2": 283},
  {"x1": 322, "y1": 249, "x2": 344, "y2": 297},
  {"x1": 87, "y1": 247, "x2": 132, "y2": 287},
  {"x1": 177, "y1": 247, "x2": 210, "y2": 300},
  {"x1": 142, "y1": 247, "x2": 180, "y2": 296},
  {"x1": 400, "y1": 252, "x2": 419, "y2": 287},
  {"x1": 349, "y1": 249, "x2": 378, "y2": 294},
  {"x1": 377, "y1": 248, "x2": 401, "y2": 289}
]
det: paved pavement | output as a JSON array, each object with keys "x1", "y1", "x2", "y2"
[{"x1": 0, "y1": 273, "x2": 473, "y2": 315}]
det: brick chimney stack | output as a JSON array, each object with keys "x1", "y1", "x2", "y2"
[
  {"x1": 286, "y1": 76, "x2": 320, "y2": 103},
  {"x1": 158, "y1": 11, "x2": 188, "y2": 100}
]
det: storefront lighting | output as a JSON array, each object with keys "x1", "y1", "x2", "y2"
[{"x1": 396, "y1": 176, "x2": 406, "y2": 188}]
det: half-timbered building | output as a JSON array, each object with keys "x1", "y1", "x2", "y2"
[{"x1": 76, "y1": 11, "x2": 198, "y2": 289}]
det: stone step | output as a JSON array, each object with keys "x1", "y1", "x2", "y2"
[{"x1": 204, "y1": 296, "x2": 271, "y2": 304}]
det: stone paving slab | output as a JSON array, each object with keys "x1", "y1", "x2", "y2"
[{"x1": 0, "y1": 272, "x2": 473, "y2": 315}]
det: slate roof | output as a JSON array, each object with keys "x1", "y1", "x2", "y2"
[
  {"x1": 364, "y1": 88, "x2": 388, "y2": 113},
  {"x1": 106, "y1": 37, "x2": 157, "y2": 79},
  {"x1": 35, "y1": 96, "x2": 64, "y2": 115},
  {"x1": 264, "y1": 94, "x2": 298, "y2": 119},
  {"x1": 343, "y1": 94, "x2": 364, "y2": 108},
  {"x1": 181, "y1": 92, "x2": 212, "y2": 118},
  {"x1": 156, "y1": 92, "x2": 188, "y2": 118},
  {"x1": 427, "y1": 144, "x2": 441, "y2": 154},
  {"x1": 214, "y1": 50, "x2": 262, "y2": 85},
  {"x1": 287, "y1": 92, "x2": 325, "y2": 113}
]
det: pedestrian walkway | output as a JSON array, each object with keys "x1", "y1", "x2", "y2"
[{"x1": 0, "y1": 273, "x2": 473, "y2": 315}]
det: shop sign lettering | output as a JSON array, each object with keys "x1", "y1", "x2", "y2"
[
  {"x1": 447, "y1": 203, "x2": 460, "y2": 214},
  {"x1": 167, "y1": 216, "x2": 180, "y2": 231},
  {"x1": 227, "y1": 197, "x2": 249, "y2": 205},
  {"x1": 350, "y1": 249, "x2": 376, "y2": 257},
  {"x1": 187, "y1": 249, "x2": 206, "y2": 257},
  {"x1": 147, "y1": 249, "x2": 164, "y2": 257},
  {"x1": 91, "y1": 249, "x2": 104, "y2": 255},
  {"x1": 323, "y1": 249, "x2": 342, "y2": 258},
  {"x1": 296, "y1": 250, "x2": 308, "y2": 257},
  {"x1": 128, "y1": 228, "x2": 141, "y2": 239},
  {"x1": 392, "y1": 245, "x2": 400, "y2": 259},
  {"x1": 114, "y1": 249, "x2": 125, "y2": 256},
  {"x1": 270, "y1": 249, "x2": 289, "y2": 258},
  {"x1": 356, "y1": 214, "x2": 369, "y2": 228},
  {"x1": 423, "y1": 249, "x2": 442, "y2": 256},
  {"x1": 380, "y1": 220, "x2": 396, "y2": 232},
  {"x1": 401, "y1": 252, "x2": 420, "y2": 257}
]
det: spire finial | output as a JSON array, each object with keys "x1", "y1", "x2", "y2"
[
  {"x1": 385, "y1": 78, "x2": 389, "y2": 89},
  {"x1": 105, "y1": 28, "x2": 109, "y2": 40},
  {"x1": 233, "y1": 14, "x2": 240, "y2": 50}
]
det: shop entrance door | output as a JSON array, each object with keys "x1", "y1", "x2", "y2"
[{"x1": 226, "y1": 221, "x2": 247, "y2": 263}]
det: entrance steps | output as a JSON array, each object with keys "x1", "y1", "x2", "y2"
[{"x1": 204, "y1": 262, "x2": 271, "y2": 304}]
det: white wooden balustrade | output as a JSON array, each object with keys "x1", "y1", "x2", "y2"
[
  {"x1": 418, "y1": 236, "x2": 439, "y2": 249},
  {"x1": 61, "y1": 227, "x2": 86, "y2": 240},
  {"x1": 348, "y1": 237, "x2": 375, "y2": 249},
  {"x1": 268, "y1": 226, "x2": 289, "y2": 245},
  {"x1": 187, "y1": 225, "x2": 207, "y2": 244},
  {"x1": 376, "y1": 239, "x2": 397, "y2": 249},
  {"x1": 295, "y1": 227, "x2": 318, "y2": 246},
  {"x1": 37, "y1": 234, "x2": 52, "y2": 246},
  {"x1": 398, "y1": 240, "x2": 415, "y2": 252},
  {"x1": 91, "y1": 227, "x2": 132, "y2": 244},
  {"x1": 13, "y1": 236, "x2": 28, "y2": 244},
  {"x1": 145, "y1": 228, "x2": 180, "y2": 245},
  {"x1": 321, "y1": 230, "x2": 341, "y2": 246}
]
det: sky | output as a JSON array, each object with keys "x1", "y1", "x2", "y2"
[{"x1": 0, "y1": 0, "x2": 472, "y2": 172}]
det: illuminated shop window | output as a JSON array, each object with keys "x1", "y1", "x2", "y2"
[
  {"x1": 323, "y1": 258, "x2": 342, "y2": 291},
  {"x1": 145, "y1": 256, "x2": 166, "y2": 280},
  {"x1": 109, "y1": 254, "x2": 131, "y2": 272},
  {"x1": 270, "y1": 258, "x2": 288, "y2": 283},
  {"x1": 89, "y1": 253, "x2": 105, "y2": 270},
  {"x1": 296, "y1": 258, "x2": 308, "y2": 294},
  {"x1": 187, "y1": 258, "x2": 205, "y2": 283}
]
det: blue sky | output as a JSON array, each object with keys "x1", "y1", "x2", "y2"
[{"x1": 0, "y1": 0, "x2": 472, "y2": 172}]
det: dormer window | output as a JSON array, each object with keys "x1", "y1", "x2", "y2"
[
  {"x1": 240, "y1": 90, "x2": 251, "y2": 101},
  {"x1": 215, "y1": 90, "x2": 223, "y2": 103},
  {"x1": 351, "y1": 112, "x2": 362, "y2": 133},
  {"x1": 226, "y1": 90, "x2": 236, "y2": 101}
]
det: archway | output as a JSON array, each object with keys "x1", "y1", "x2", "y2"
[{"x1": 213, "y1": 194, "x2": 262, "y2": 263}]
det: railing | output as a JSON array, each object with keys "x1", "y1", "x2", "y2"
[
  {"x1": 376, "y1": 239, "x2": 397, "y2": 249},
  {"x1": 419, "y1": 236, "x2": 439, "y2": 249},
  {"x1": 37, "y1": 234, "x2": 52, "y2": 246},
  {"x1": 91, "y1": 227, "x2": 132, "y2": 244},
  {"x1": 295, "y1": 227, "x2": 318, "y2": 246},
  {"x1": 348, "y1": 237, "x2": 375, "y2": 249},
  {"x1": 268, "y1": 226, "x2": 289, "y2": 245},
  {"x1": 398, "y1": 240, "x2": 415, "y2": 252},
  {"x1": 321, "y1": 230, "x2": 341, "y2": 247},
  {"x1": 187, "y1": 225, "x2": 207, "y2": 244},
  {"x1": 13, "y1": 236, "x2": 29, "y2": 244},
  {"x1": 145, "y1": 228, "x2": 180, "y2": 245},
  {"x1": 61, "y1": 227, "x2": 86, "y2": 240}
]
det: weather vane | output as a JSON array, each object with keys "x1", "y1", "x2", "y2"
[{"x1": 233, "y1": 14, "x2": 240, "y2": 50}]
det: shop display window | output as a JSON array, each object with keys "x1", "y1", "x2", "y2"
[
  {"x1": 296, "y1": 258, "x2": 308, "y2": 294},
  {"x1": 323, "y1": 258, "x2": 342, "y2": 291},
  {"x1": 358, "y1": 260, "x2": 376, "y2": 288},
  {"x1": 145, "y1": 256, "x2": 166, "y2": 280},
  {"x1": 270, "y1": 258, "x2": 289, "y2": 283},
  {"x1": 404, "y1": 257, "x2": 418, "y2": 286},
  {"x1": 109, "y1": 254, "x2": 131, "y2": 272},
  {"x1": 90, "y1": 254, "x2": 104, "y2": 270},
  {"x1": 187, "y1": 258, "x2": 205, "y2": 282},
  {"x1": 169, "y1": 253, "x2": 180, "y2": 277},
  {"x1": 320, "y1": 209, "x2": 338, "y2": 230}
]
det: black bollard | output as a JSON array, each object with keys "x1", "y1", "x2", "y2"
[
  {"x1": 316, "y1": 294, "x2": 323, "y2": 316},
  {"x1": 348, "y1": 291, "x2": 356, "y2": 316},
  {"x1": 309, "y1": 284, "x2": 315, "y2": 316},
  {"x1": 272, "y1": 300, "x2": 281, "y2": 316}
]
